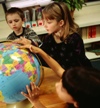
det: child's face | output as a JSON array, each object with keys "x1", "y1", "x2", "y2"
[
  {"x1": 6, "y1": 13, "x2": 24, "y2": 32},
  {"x1": 43, "y1": 18, "x2": 62, "y2": 35},
  {"x1": 55, "y1": 80, "x2": 75, "y2": 104}
]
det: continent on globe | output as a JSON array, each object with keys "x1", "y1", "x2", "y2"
[{"x1": 0, "y1": 41, "x2": 43, "y2": 104}]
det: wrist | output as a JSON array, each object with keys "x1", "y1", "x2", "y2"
[
  {"x1": 30, "y1": 39, "x2": 38, "y2": 46},
  {"x1": 31, "y1": 99, "x2": 40, "y2": 107},
  {"x1": 29, "y1": 45, "x2": 41, "y2": 54},
  {"x1": 29, "y1": 40, "x2": 32, "y2": 44}
]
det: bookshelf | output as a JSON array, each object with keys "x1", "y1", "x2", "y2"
[
  {"x1": 83, "y1": 37, "x2": 100, "y2": 44},
  {"x1": 74, "y1": 1, "x2": 100, "y2": 60},
  {"x1": 86, "y1": 52, "x2": 100, "y2": 60},
  {"x1": 32, "y1": 26, "x2": 47, "y2": 35}
]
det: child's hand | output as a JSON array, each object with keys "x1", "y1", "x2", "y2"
[
  {"x1": 19, "y1": 44, "x2": 40, "y2": 54},
  {"x1": 13, "y1": 37, "x2": 31, "y2": 45},
  {"x1": 21, "y1": 82, "x2": 40, "y2": 104}
]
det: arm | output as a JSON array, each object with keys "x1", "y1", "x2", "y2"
[
  {"x1": 19, "y1": 44, "x2": 64, "y2": 77},
  {"x1": 6, "y1": 31, "x2": 37, "y2": 46},
  {"x1": 25, "y1": 28, "x2": 43, "y2": 47},
  {"x1": 21, "y1": 82, "x2": 46, "y2": 108},
  {"x1": 7, "y1": 32, "x2": 16, "y2": 40},
  {"x1": 71, "y1": 34, "x2": 92, "y2": 67},
  {"x1": 13, "y1": 28, "x2": 43, "y2": 47},
  {"x1": 13, "y1": 37, "x2": 38, "y2": 46}
]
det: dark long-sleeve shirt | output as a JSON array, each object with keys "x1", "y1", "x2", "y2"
[
  {"x1": 7, "y1": 27, "x2": 42, "y2": 47},
  {"x1": 39, "y1": 33, "x2": 92, "y2": 69}
]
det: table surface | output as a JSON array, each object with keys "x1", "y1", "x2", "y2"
[{"x1": 0, "y1": 67, "x2": 67, "y2": 108}]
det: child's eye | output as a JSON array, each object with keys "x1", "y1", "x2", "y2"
[
  {"x1": 47, "y1": 21, "x2": 52, "y2": 24},
  {"x1": 8, "y1": 21, "x2": 12, "y2": 24},
  {"x1": 14, "y1": 19, "x2": 19, "y2": 22}
]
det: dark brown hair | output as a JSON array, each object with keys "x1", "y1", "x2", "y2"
[
  {"x1": 5, "y1": 7, "x2": 24, "y2": 21},
  {"x1": 62, "y1": 67, "x2": 100, "y2": 108}
]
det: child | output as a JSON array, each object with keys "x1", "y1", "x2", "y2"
[
  {"x1": 15, "y1": 2, "x2": 92, "y2": 69},
  {"x1": 5, "y1": 7, "x2": 42, "y2": 47},
  {"x1": 40, "y1": 2, "x2": 92, "y2": 69},
  {"x1": 20, "y1": 44, "x2": 100, "y2": 108}
]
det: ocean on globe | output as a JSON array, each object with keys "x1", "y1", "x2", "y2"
[{"x1": 0, "y1": 41, "x2": 43, "y2": 104}]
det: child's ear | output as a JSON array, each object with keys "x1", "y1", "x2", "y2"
[{"x1": 59, "y1": 20, "x2": 64, "y2": 27}]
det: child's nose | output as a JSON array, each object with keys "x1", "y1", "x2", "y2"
[
  {"x1": 12, "y1": 21, "x2": 16, "y2": 26},
  {"x1": 43, "y1": 21, "x2": 47, "y2": 28}
]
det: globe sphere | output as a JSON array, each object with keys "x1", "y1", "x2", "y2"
[{"x1": 0, "y1": 41, "x2": 43, "y2": 104}]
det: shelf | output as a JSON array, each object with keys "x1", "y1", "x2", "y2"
[
  {"x1": 32, "y1": 26, "x2": 47, "y2": 35},
  {"x1": 5, "y1": 0, "x2": 53, "y2": 9},
  {"x1": 74, "y1": 1, "x2": 100, "y2": 27},
  {"x1": 83, "y1": 37, "x2": 100, "y2": 44},
  {"x1": 86, "y1": 51, "x2": 100, "y2": 60}
]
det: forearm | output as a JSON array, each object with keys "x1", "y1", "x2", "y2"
[
  {"x1": 19, "y1": 44, "x2": 64, "y2": 77},
  {"x1": 34, "y1": 47, "x2": 64, "y2": 77},
  {"x1": 27, "y1": 32, "x2": 42, "y2": 47}
]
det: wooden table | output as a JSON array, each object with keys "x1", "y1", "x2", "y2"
[{"x1": 1, "y1": 67, "x2": 67, "y2": 108}]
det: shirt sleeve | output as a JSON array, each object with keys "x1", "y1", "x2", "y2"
[
  {"x1": 69, "y1": 34, "x2": 85, "y2": 56},
  {"x1": 7, "y1": 32, "x2": 17, "y2": 40},
  {"x1": 24, "y1": 28, "x2": 43, "y2": 47},
  {"x1": 68, "y1": 33, "x2": 92, "y2": 67}
]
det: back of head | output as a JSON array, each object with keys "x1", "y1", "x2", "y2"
[
  {"x1": 62, "y1": 67, "x2": 100, "y2": 108},
  {"x1": 5, "y1": 7, "x2": 24, "y2": 21}
]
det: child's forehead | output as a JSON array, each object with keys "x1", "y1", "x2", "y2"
[
  {"x1": 6, "y1": 13, "x2": 21, "y2": 20},
  {"x1": 43, "y1": 13, "x2": 55, "y2": 20},
  {"x1": 7, "y1": 13, "x2": 19, "y2": 16},
  {"x1": 43, "y1": 13, "x2": 49, "y2": 18},
  {"x1": 7, "y1": 13, "x2": 21, "y2": 18}
]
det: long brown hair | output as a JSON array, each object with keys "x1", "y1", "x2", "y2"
[{"x1": 42, "y1": 2, "x2": 79, "y2": 41}]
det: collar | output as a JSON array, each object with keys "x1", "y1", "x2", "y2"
[{"x1": 13, "y1": 27, "x2": 25, "y2": 38}]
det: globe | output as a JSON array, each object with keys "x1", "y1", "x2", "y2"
[{"x1": 0, "y1": 41, "x2": 43, "y2": 104}]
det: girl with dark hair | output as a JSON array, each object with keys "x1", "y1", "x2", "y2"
[
  {"x1": 20, "y1": 44, "x2": 100, "y2": 108},
  {"x1": 62, "y1": 68, "x2": 100, "y2": 108}
]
